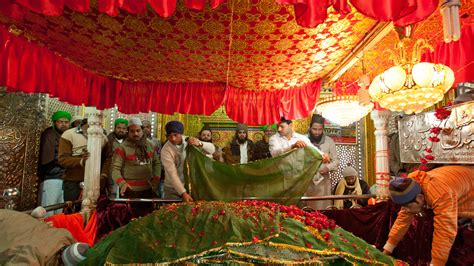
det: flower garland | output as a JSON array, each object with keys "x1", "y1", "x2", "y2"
[{"x1": 418, "y1": 105, "x2": 452, "y2": 171}]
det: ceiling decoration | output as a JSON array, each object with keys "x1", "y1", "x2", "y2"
[
  {"x1": 339, "y1": 0, "x2": 474, "y2": 85},
  {"x1": 0, "y1": 0, "x2": 377, "y2": 91}
]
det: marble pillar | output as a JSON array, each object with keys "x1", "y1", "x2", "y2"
[
  {"x1": 370, "y1": 109, "x2": 392, "y2": 200},
  {"x1": 81, "y1": 112, "x2": 103, "y2": 221}
]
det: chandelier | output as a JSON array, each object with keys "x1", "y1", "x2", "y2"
[
  {"x1": 317, "y1": 82, "x2": 374, "y2": 127},
  {"x1": 368, "y1": 39, "x2": 455, "y2": 114}
]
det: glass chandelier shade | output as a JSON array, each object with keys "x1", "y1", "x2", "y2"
[
  {"x1": 368, "y1": 39, "x2": 455, "y2": 114},
  {"x1": 316, "y1": 90, "x2": 373, "y2": 127}
]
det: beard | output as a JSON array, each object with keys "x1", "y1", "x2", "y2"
[
  {"x1": 200, "y1": 138, "x2": 212, "y2": 143},
  {"x1": 115, "y1": 132, "x2": 127, "y2": 140},
  {"x1": 237, "y1": 137, "x2": 247, "y2": 144},
  {"x1": 309, "y1": 134, "x2": 323, "y2": 145},
  {"x1": 55, "y1": 125, "x2": 67, "y2": 134}
]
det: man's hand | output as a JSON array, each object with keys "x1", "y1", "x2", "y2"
[
  {"x1": 319, "y1": 166, "x2": 329, "y2": 175},
  {"x1": 181, "y1": 192, "x2": 194, "y2": 203},
  {"x1": 120, "y1": 183, "x2": 132, "y2": 196},
  {"x1": 322, "y1": 153, "x2": 331, "y2": 163},
  {"x1": 213, "y1": 150, "x2": 223, "y2": 161},
  {"x1": 80, "y1": 151, "x2": 90, "y2": 167},
  {"x1": 383, "y1": 249, "x2": 392, "y2": 255},
  {"x1": 187, "y1": 137, "x2": 202, "y2": 147},
  {"x1": 291, "y1": 140, "x2": 307, "y2": 149}
]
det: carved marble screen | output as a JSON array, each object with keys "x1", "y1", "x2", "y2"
[{"x1": 399, "y1": 101, "x2": 474, "y2": 164}]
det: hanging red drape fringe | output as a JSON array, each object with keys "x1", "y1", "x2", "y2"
[
  {"x1": 4, "y1": 0, "x2": 436, "y2": 28},
  {"x1": 224, "y1": 80, "x2": 321, "y2": 126},
  {"x1": 277, "y1": 0, "x2": 438, "y2": 28},
  {"x1": 0, "y1": 26, "x2": 321, "y2": 124},
  {"x1": 0, "y1": 0, "x2": 225, "y2": 18},
  {"x1": 421, "y1": 25, "x2": 474, "y2": 86}
]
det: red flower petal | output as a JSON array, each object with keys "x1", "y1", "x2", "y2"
[{"x1": 425, "y1": 155, "x2": 435, "y2": 160}]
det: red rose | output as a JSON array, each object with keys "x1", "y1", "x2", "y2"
[
  {"x1": 425, "y1": 154, "x2": 435, "y2": 160},
  {"x1": 430, "y1": 127, "x2": 441, "y2": 134},
  {"x1": 419, "y1": 165, "x2": 430, "y2": 171},
  {"x1": 323, "y1": 232, "x2": 330, "y2": 241}
]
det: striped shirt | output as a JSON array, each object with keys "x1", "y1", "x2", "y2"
[
  {"x1": 111, "y1": 139, "x2": 161, "y2": 192},
  {"x1": 384, "y1": 165, "x2": 474, "y2": 265}
]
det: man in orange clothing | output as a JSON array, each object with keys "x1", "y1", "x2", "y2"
[{"x1": 383, "y1": 165, "x2": 474, "y2": 265}]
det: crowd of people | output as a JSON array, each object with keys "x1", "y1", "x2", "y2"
[
  {"x1": 38, "y1": 111, "x2": 377, "y2": 215},
  {"x1": 33, "y1": 110, "x2": 474, "y2": 265}
]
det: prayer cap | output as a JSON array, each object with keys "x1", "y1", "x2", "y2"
[
  {"x1": 236, "y1": 123, "x2": 248, "y2": 132},
  {"x1": 262, "y1": 124, "x2": 277, "y2": 131},
  {"x1": 114, "y1": 118, "x2": 128, "y2": 126},
  {"x1": 165, "y1": 121, "x2": 184, "y2": 135},
  {"x1": 128, "y1": 117, "x2": 142, "y2": 126},
  {"x1": 61, "y1": 243, "x2": 90, "y2": 266},
  {"x1": 342, "y1": 166, "x2": 358, "y2": 177},
  {"x1": 389, "y1": 177, "x2": 422, "y2": 205},
  {"x1": 311, "y1": 114, "x2": 325, "y2": 125},
  {"x1": 52, "y1": 111, "x2": 72, "y2": 122},
  {"x1": 71, "y1": 115, "x2": 83, "y2": 123}
]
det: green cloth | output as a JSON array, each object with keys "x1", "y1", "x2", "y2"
[
  {"x1": 51, "y1": 111, "x2": 72, "y2": 122},
  {"x1": 186, "y1": 146, "x2": 322, "y2": 205},
  {"x1": 83, "y1": 201, "x2": 399, "y2": 265},
  {"x1": 114, "y1": 118, "x2": 128, "y2": 126}
]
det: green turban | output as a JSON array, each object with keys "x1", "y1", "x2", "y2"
[
  {"x1": 262, "y1": 124, "x2": 277, "y2": 131},
  {"x1": 51, "y1": 111, "x2": 72, "y2": 122},
  {"x1": 114, "y1": 118, "x2": 128, "y2": 126}
]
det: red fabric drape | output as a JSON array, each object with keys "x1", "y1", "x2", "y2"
[
  {"x1": 1, "y1": 27, "x2": 319, "y2": 123},
  {"x1": 4, "y1": 0, "x2": 224, "y2": 18},
  {"x1": 225, "y1": 80, "x2": 321, "y2": 126},
  {"x1": 350, "y1": 0, "x2": 438, "y2": 26},
  {"x1": 277, "y1": 0, "x2": 351, "y2": 28},
  {"x1": 279, "y1": 0, "x2": 438, "y2": 28},
  {"x1": 0, "y1": 26, "x2": 224, "y2": 116},
  {"x1": 421, "y1": 25, "x2": 474, "y2": 86},
  {"x1": 331, "y1": 81, "x2": 361, "y2": 96},
  {"x1": 117, "y1": 81, "x2": 226, "y2": 115},
  {"x1": 46, "y1": 211, "x2": 98, "y2": 246}
]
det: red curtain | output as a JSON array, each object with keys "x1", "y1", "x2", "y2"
[
  {"x1": 225, "y1": 80, "x2": 321, "y2": 126},
  {"x1": 279, "y1": 0, "x2": 438, "y2": 28},
  {"x1": 1, "y1": 0, "x2": 224, "y2": 18},
  {"x1": 276, "y1": 0, "x2": 351, "y2": 28},
  {"x1": 421, "y1": 25, "x2": 474, "y2": 86},
  {"x1": 350, "y1": 0, "x2": 438, "y2": 26},
  {"x1": 331, "y1": 81, "x2": 361, "y2": 96},
  {"x1": 117, "y1": 81, "x2": 226, "y2": 115},
  {"x1": 0, "y1": 27, "x2": 320, "y2": 123},
  {"x1": 0, "y1": 26, "x2": 225, "y2": 116}
]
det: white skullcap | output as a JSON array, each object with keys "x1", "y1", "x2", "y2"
[
  {"x1": 71, "y1": 115, "x2": 83, "y2": 123},
  {"x1": 31, "y1": 206, "x2": 47, "y2": 219},
  {"x1": 342, "y1": 166, "x2": 358, "y2": 178},
  {"x1": 128, "y1": 117, "x2": 142, "y2": 126}
]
